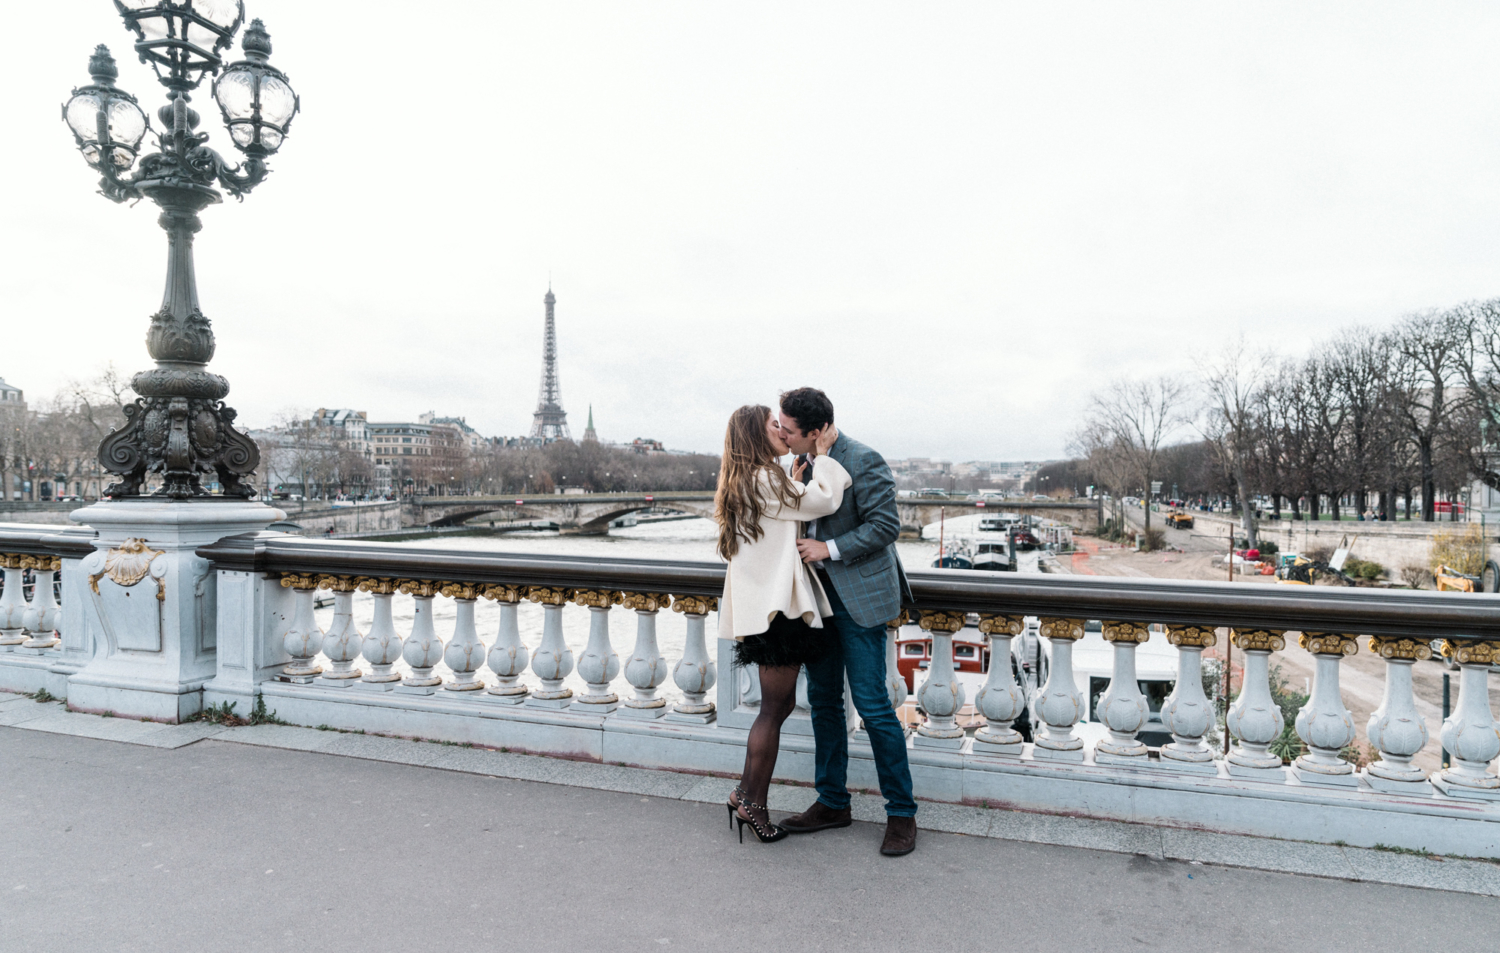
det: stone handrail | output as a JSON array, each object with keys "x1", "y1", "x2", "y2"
[{"x1": 193, "y1": 531, "x2": 1500, "y2": 640}]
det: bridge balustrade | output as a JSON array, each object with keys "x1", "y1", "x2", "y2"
[{"x1": 3, "y1": 524, "x2": 1500, "y2": 854}]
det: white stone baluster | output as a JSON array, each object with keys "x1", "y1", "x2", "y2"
[
  {"x1": 572, "y1": 589, "x2": 622, "y2": 712},
  {"x1": 312, "y1": 575, "x2": 363, "y2": 688},
  {"x1": 1157, "y1": 626, "x2": 1218, "y2": 774},
  {"x1": 1432, "y1": 640, "x2": 1500, "y2": 800},
  {"x1": 279, "y1": 573, "x2": 324, "y2": 683},
  {"x1": 481, "y1": 585, "x2": 529, "y2": 704},
  {"x1": 355, "y1": 577, "x2": 402, "y2": 690},
  {"x1": 1029, "y1": 617, "x2": 1086, "y2": 762},
  {"x1": 669, "y1": 595, "x2": 717, "y2": 723},
  {"x1": 1093, "y1": 622, "x2": 1152, "y2": 766},
  {"x1": 972, "y1": 614, "x2": 1025, "y2": 756},
  {"x1": 19, "y1": 557, "x2": 61, "y2": 651},
  {"x1": 1290, "y1": 632, "x2": 1359, "y2": 787},
  {"x1": 396, "y1": 581, "x2": 444, "y2": 694},
  {"x1": 1362, "y1": 636, "x2": 1433, "y2": 794},
  {"x1": 525, "y1": 586, "x2": 575, "y2": 709},
  {"x1": 885, "y1": 613, "x2": 911, "y2": 713},
  {"x1": 441, "y1": 584, "x2": 486, "y2": 693},
  {"x1": 0, "y1": 555, "x2": 27, "y2": 650},
  {"x1": 1225, "y1": 629, "x2": 1288, "y2": 780},
  {"x1": 619, "y1": 591, "x2": 670, "y2": 718},
  {"x1": 915, "y1": 611, "x2": 967, "y2": 748}
]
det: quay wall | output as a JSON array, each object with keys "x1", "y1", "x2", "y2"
[
  {"x1": 0, "y1": 503, "x2": 75, "y2": 525},
  {"x1": 1191, "y1": 512, "x2": 1500, "y2": 573},
  {"x1": 273, "y1": 502, "x2": 403, "y2": 536}
]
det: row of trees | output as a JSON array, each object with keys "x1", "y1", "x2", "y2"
[
  {"x1": 255, "y1": 417, "x2": 719, "y2": 501},
  {"x1": 1058, "y1": 299, "x2": 1500, "y2": 547},
  {"x1": 0, "y1": 369, "x2": 131, "y2": 501}
]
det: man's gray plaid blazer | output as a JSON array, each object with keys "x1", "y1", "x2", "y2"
[{"x1": 808, "y1": 432, "x2": 912, "y2": 628}]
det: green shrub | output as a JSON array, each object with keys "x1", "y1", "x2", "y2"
[{"x1": 1256, "y1": 539, "x2": 1279, "y2": 556}]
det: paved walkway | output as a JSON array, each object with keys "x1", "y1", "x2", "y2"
[{"x1": 1, "y1": 693, "x2": 1498, "y2": 952}]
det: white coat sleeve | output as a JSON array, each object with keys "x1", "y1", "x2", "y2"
[{"x1": 769, "y1": 456, "x2": 851, "y2": 521}]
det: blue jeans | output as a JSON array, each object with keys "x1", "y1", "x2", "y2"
[{"x1": 805, "y1": 577, "x2": 916, "y2": 818}]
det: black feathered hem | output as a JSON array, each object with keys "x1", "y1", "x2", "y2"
[{"x1": 732, "y1": 612, "x2": 836, "y2": 668}]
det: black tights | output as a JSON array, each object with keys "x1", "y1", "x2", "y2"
[{"x1": 738, "y1": 664, "x2": 800, "y2": 817}]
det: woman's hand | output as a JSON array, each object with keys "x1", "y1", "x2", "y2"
[
  {"x1": 813, "y1": 424, "x2": 839, "y2": 457},
  {"x1": 791, "y1": 456, "x2": 808, "y2": 481}
]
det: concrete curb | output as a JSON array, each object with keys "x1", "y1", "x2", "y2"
[{"x1": 3, "y1": 692, "x2": 1497, "y2": 898}]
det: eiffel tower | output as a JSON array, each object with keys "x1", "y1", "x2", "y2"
[{"x1": 529, "y1": 286, "x2": 571, "y2": 441}]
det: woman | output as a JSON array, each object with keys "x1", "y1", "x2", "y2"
[{"x1": 715, "y1": 403, "x2": 846, "y2": 843}]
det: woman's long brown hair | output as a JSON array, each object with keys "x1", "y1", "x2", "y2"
[{"x1": 715, "y1": 404, "x2": 798, "y2": 561}]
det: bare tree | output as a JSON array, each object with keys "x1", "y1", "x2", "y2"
[
  {"x1": 1081, "y1": 375, "x2": 1189, "y2": 539},
  {"x1": 1200, "y1": 340, "x2": 1272, "y2": 547},
  {"x1": 1390, "y1": 309, "x2": 1465, "y2": 521}
]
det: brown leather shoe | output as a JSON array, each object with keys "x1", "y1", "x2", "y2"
[
  {"x1": 880, "y1": 816, "x2": 917, "y2": 856},
  {"x1": 780, "y1": 800, "x2": 853, "y2": 834}
]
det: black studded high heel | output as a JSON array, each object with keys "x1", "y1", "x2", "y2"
[
  {"x1": 726, "y1": 785, "x2": 748, "y2": 830},
  {"x1": 736, "y1": 799, "x2": 788, "y2": 844}
]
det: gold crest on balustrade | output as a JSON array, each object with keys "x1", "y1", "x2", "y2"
[
  {"x1": 670, "y1": 595, "x2": 718, "y2": 615},
  {"x1": 1441, "y1": 639, "x2": 1498, "y2": 666},
  {"x1": 1039, "y1": 617, "x2": 1085, "y2": 641},
  {"x1": 572, "y1": 589, "x2": 623, "y2": 609},
  {"x1": 1298, "y1": 632, "x2": 1359, "y2": 657},
  {"x1": 1231, "y1": 629, "x2": 1285, "y2": 652},
  {"x1": 1166, "y1": 625, "x2": 1217, "y2": 648},
  {"x1": 620, "y1": 592, "x2": 671, "y2": 612},
  {"x1": 918, "y1": 610, "x2": 967, "y2": 634},
  {"x1": 1102, "y1": 621, "x2": 1152, "y2": 644},
  {"x1": 1366, "y1": 636, "x2": 1431, "y2": 661},
  {"x1": 977, "y1": 614, "x2": 1025, "y2": 636}
]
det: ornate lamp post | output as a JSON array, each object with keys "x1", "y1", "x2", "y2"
[
  {"x1": 57, "y1": 3, "x2": 300, "y2": 724},
  {"x1": 62, "y1": 2, "x2": 299, "y2": 499}
]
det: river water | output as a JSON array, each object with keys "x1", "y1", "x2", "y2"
[{"x1": 311, "y1": 514, "x2": 1036, "y2": 702}]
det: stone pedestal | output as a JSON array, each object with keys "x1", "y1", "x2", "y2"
[{"x1": 67, "y1": 499, "x2": 285, "y2": 722}]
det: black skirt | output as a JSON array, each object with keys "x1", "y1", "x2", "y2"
[{"x1": 733, "y1": 612, "x2": 836, "y2": 668}]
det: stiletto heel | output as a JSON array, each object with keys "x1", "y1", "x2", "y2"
[
  {"x1": 736, "y1": 799, "x2": 788, "y2": 844},
  {"x1": 726, "y1": 785, "x2": 748, "y2": 830}
]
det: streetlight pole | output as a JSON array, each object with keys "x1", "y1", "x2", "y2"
[
  {"x1": 56, "y1": 2, "x2": 302, "y2": 723},
  {"x1": 63, "y1": 4, "x2": 299, "y2": 499}
]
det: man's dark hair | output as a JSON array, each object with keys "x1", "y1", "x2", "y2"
[{"x1": 779, "y1": 387, "x2": 835, "y2": 433}]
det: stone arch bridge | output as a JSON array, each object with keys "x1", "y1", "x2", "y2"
[{"x1": 404, "y1": 492, "x2": 1101, "y2": 538}]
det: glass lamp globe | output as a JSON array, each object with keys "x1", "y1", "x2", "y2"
[
  {"x1": 115, "y1": 0, "x2": 244, "y2": 90},
  {"x1": 63, "y1": 45, "x2": 149, "y2": 170},
  {"x1": 213, "y1": 19, "x2": 298, "y2": 156}
]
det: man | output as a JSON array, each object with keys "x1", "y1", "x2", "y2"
[{"x1": 775, "y1": 387, "x2": 917, "y2": 856}]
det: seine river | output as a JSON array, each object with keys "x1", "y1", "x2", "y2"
[{"x1": 311, "y1": 514, "x2": 1034, "y2": 702}]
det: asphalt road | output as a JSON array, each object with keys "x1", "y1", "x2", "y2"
[{"x1": 0, "y1": 729, "x2": 1492, "y2": 953}]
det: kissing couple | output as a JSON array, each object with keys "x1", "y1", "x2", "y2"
[{"x1": 713, "y1": 387, "x2": 917, "y2": 855}]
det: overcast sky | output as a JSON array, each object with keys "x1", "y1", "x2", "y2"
[{"x1": 6, "y1": 2, "x2": 1500, "y2": 461}]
